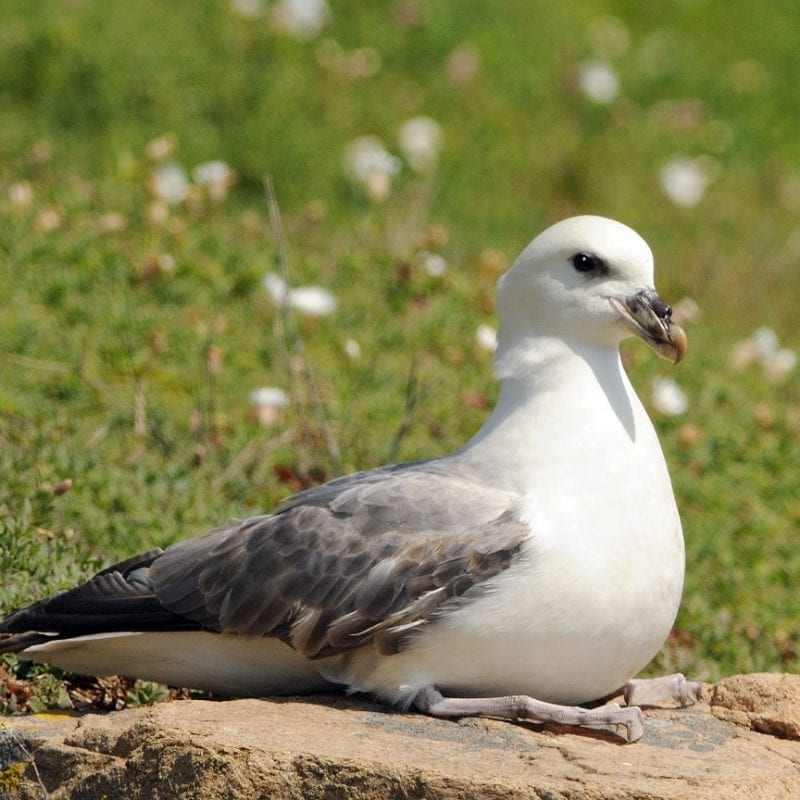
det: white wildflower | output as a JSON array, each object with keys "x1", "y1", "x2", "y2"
[
  {"x1": 264, "y1": 273, "x2": 288, "y2": 304},
  {"x1": 659, "y1": 157, "x2": 711, "y2": 207},
  {"x1": 398, "y1": 116, "x2": 443, "y2": 173},
  {"x1": 671, "y1": 296, "x2": 702, "y2": 325},
  {"x1": 343, "y1": 136, "x2": 398, "y2": 182},
  {"x1": 343, "y1": 136, "x2": 401, "y2": 202},
  {"x1": 651, "y1": 376, "x2": 688, "y2": 416},
  {"x1": 146, "y1": 200, "x2": 170, "y2": 226},
  {"x1": 753, "y1": 326, "x2": 779, "y2": 358},
  {"x1": 251, "y1": 387, "x2": 288, "y2": 408},
  {"x1": 151, "y1": 163, "x2": 189, "y2": 205},
  {"x1": 420, "y1": 251, "x2": 447, "y2": 277},
  {"x1": 98, "y1": 212, "x2": 128, "y2": 233},
  {"x1": 192, "y1": 160, "x2": 235, "y2": 200},
  {"x1": 576, "y1": 60, "x2": 619, "y2": 104},
  {"x1": 764, "y1": 348, "x2": 797, "y2": 382},
  {"x1": 287, "y1": 285, "x2": 337, "y2": 316},
  {"x1": 730, "y1": 326, "x2": 796, "y2": 382},
  {"x1": 752, "y1": 327, "x2": 796, "y2": 383},
  {"x1": 475, "y1": 324, "x2": 498, "y2": 352},
  {"x1": 272, "y1": 0, "x2": 330, "y2": 40},
  {"x1": 263, "y1": 273, "x2": 337, "y2": 316},
  {"x1": 36, "y1": 207, "x2": 63, "y2": 232},
  {"x1": 251, "y1": 386, "x2": 289, "y2": 425},
  {"x1": 344, "y1": 338, "x2": 361, "y2": 360},
  {"x1": 145, "y1": 133, "x2": 177, "y2": 162},
  {"x1": 9, "y1": 181, "x2": 33, "y2": 209}
]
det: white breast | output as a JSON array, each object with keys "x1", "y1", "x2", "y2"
[{"x1": 329, "y1": 352, "x2": 685, "y2": 708}]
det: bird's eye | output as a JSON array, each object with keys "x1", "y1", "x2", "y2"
[{"x1": 571, "y1": 252, "x2": 599, "y2": 272}]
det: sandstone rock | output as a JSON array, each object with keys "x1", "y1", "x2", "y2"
[
  {"x1": 710, "y1": 672, "x2": 800, "y2": 739},
  {"x1": 2, "y1": 675, "x2": 800, "y2": 799}
]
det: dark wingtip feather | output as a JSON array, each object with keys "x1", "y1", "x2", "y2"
[
  {"x1": 0, "y1": 546, "x2": 198, "y2": 642},
  {"x1": 0, "y1": 631, "x2": 55, "y2": 653}
]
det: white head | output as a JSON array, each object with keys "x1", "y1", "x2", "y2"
[{"x1": 494, "y1": 216, "x2": 685, "y2": 377}]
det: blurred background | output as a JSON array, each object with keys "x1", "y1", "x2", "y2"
[{"x1": 1, "y1": 0, "x2": 799, "y2": 698}]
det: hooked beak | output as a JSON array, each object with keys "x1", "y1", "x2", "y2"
[{"x1": 609, "y1": 290, "x2": 688, "y2": 364}]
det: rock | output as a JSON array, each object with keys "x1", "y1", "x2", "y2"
[
  {"x1": 711, "y1": 672, "x2": 800, "y2": 738},
  {"x1": 2, "y1": 675, "x2": 800, "y2": 799}
]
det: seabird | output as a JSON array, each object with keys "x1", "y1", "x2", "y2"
[{"x1": 0, "y1": 215, "x2": 699, "y2": 742}]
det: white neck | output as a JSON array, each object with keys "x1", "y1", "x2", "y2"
[{"x1": 451, "y1": 336, "x2": 652, "y2": 493}]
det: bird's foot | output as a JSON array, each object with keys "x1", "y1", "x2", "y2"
[
  {"x1": 413, "y1": 686, "x2": 645, "y2": 743},
  {"x1": 622, "y1": 673, "x2": 703, "y2": 708}
]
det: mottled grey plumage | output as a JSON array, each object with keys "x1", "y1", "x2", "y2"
[{"x1": 1, "y1": 460, "x2": 526, "y2": 659}]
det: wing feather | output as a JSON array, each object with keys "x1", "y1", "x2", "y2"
[
  {"x1": 148, "y1": 463, "x2": 528, "y2": 657},
  {"x1": 1, "y1": 460, "x2": 529, "y2": 660}
]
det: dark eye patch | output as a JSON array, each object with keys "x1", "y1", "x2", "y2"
[{"x1": 570, "y1": 252, "x2": 608, "y2": 275}]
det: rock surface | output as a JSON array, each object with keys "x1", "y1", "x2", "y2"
[
  {"x1": 711, "y1": 672, "x2": 800, "y2": 739},
  {"x1": 3, "y1": 674, "x2": 800, "y2": 799}
]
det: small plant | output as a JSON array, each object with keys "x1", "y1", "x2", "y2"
[
  {"x1": 125, "y1": 680, "x2": 171, "y2": 708},
  {"x1": 0, "y1": 654, "x2": 71, "y2": 715},
  {"x1": 1, "y1": 653, "x2": 190, "y2": 714},
  {"x1": 26, "y1": 672, "x2": 73, "y2": 714}
]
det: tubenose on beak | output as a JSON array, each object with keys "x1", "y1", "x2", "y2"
[{"x1": 609, "y1": 289, "x2": 688, "y2": 364}]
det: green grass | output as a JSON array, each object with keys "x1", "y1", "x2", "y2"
[{"x1": 1, "y1": 0, "x2": 800, "y2": 709}]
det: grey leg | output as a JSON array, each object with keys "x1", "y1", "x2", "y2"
[
  {"x1": 622, "y1": 673, "x2": 702, "y2": 707},
  {"x1": 413, "y1": 686, "x2": 645, "y2": 743}
]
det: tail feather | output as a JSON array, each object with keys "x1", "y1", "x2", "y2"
[{"x1": 0, "y1": 547, "x2": 200, "y2": 645}]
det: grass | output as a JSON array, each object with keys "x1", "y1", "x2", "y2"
[{"x1": 1, "y1": 0, "x2": 800, "y2": 711}]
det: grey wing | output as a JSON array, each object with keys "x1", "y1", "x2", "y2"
[{"x1": 150, "y1": 461, "x2": 528, "y2": 658}]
